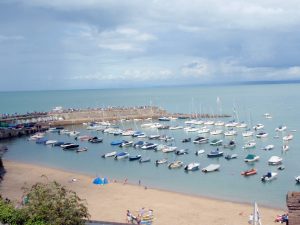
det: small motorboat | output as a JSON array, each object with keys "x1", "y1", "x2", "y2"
[
  {"x1": 168, "y1": 161, "x2": 184, "y2": 169},
  {"x1": 268, "y1": 156, "x2": 283, "y2": 165},
  {"x1": 283, "y1": 134, "x2": 293, "y2": 141},
  {"x1": 198, "y1": 127, "x2": 210, "y2": 134},
  {"x1": 120, "y1": 141, "x2": 133, "y2": 147},
  {"x1": 102, "y1": 151, "x2": 117, "y2": 158},
  {"x1": 141, "y1": 143, "x2": 158, "y2": 150},
  {"x1": 61, "y1": 143, "x2": 79, "y2": 150},
  {"x1": 133, "y1": 141, "x2": 145, "y2": 148},
  {"x1": 68, "y1": 131, "x2": 80, "y2": 136},
  {"x1": 195, "y1": 149, "x2": 205, "y2": 156},
  {"x1": 295, "y1": 176, "x2": 300, "y2": 183},
  {"x1": 207, "y1": 148, "x2": 223, "y2": 158},
  {"x1": 169, "y1": 125, "x2": 183, "y2": 130},
  {"x1": 185, "y1": 127, "x2": 199, "y2": 132},
  {"x1": 242, "y1": 130, "x2": 254, "y2": 137},
  {"x1": 236, "y1": 122, "x2": 247, "y2": 128},
  {"x1": 204, "y1": 120, "x2": 215, "y2": 125},
  {"x1": 225, "y1": 121, "x2": 238, "y2": 127},
  {"x1": 224, "y1": 130, "x2": 237, "y2": 136},
  {"x1": 244, "y1": 154, "x2": 259, "y2": 162},
  {"x1": 223, "y1": 140, "x2": 236, "y2": 149},
  {"x1": 36, "y1": 138, "x2": 48, "y2": 144},
  {"x1": 88, "y1": 137, "x2": 103, "y2": 143},
  {"x1": 214, "y1": 121, "x2": 225, "y2": 126},
  {"x1": 241, "y1": 168, "x2": 257, "y2": 176},
  {"x1": 155, "y1": 158, "x2": 168, "y2": 165},
  {"x1": 261, "y1": 144, "x2": 275, "y2": 151},
  {"x1": 139, "y1": 157, "x2": 151, "y2": 163},
  {"x1": 148, "y1": 134, "x2": 160, "y2": 140},
  {"x1": 111, "y1": 140, "x2": 123, "y2": 146},
  {"x1": 175, "y1": 149, "x2": 189, "y2": 155},
  {"x1": 129, "y1": 155, "x2": 142, "y2": 161},
  {"x1": 52, "y1": 141, "x2": 64, "y2": 147},
  {"x1": 202, "y1": 164, "x2": 220, "y2": 173},
  {"x1": 158, "y1": 117, "x2": 170, "y2": 121},
  {"x1": 184, "y1": 162, "x2": 200, "y2": 171},
  {"x1": 76, "y1": 147, "x2": 88, "y2": 153},
  {"x1": 114, "y1": 152, "x2": 129, "y2": 160},
  {"x1": 275, "y1": 125, "x2": 287, "y2": 132},
  {"x1": 193, "y1": 136, "x2": 209, "y2": 144},
  {"x1": 243, "y1": 141, "x2": 256, "y2": 149},
  {"x1": 225, "y1": 154, "x2": 238, "y2": 160},
  {"x1": 261, "y1": 172, "x2": 278, "y2": 182},
  {"x1": 161, "y1": 146, "x2": 177, "y2": 153},
  {"x1": 282, "y1": 145, "x2": 289, "y2": 151},
  {"x1": 209, "y1": 139, "x2": 223, "y2": 146},
  {"x1": 159, "y1": 135, "x2": 174, "y2": 142},
  {"x1": 132, "y1": 131, "x2": 145, "y2": 137},
  {"x1": 182, "y1": 138, "x2": 191, "y2": 143},
  {"x1": 45, "y1": 140, "x2": 57, "y2": 145},
  {"x1": 253, "y1": 124, "x2": 264, "y2": 130},
  {"x1": 256, "y1": 132, "x2": 268, "y2": 138}
]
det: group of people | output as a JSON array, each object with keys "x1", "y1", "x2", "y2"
[
  {"x1": 275, "y1": 213, "x2": 289, "y2": 224},
  {"x1": 126, "y1": 208, "x2": 154, "y2": 224}
]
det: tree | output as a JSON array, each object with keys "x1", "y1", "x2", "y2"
[{"x1": 22, "y1": 181, "x2": 90, "y2": 225}]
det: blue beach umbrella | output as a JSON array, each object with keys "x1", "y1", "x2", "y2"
[{"x1": 93, "y1": 177, "x2": 103, "y2": 185}]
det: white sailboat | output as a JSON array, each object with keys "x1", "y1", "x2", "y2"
[{"x1": 252, "y1": 202, "x2": 262, "y2": 225}]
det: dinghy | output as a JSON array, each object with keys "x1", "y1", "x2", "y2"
[{"x1": 202, "y1": 164, "x2": 220, "y2": 173}]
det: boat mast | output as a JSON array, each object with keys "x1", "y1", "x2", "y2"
[{"x1": 253, "y1": 202, "x2": 262, "y2": 225}]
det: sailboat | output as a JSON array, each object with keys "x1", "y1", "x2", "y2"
[{"x1": 251, "y1": 202, "x2": 262, "y2": 225}]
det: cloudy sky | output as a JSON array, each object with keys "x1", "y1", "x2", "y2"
[{"x1": 1, "y1": 0, "x2": 300, "y2": 91}]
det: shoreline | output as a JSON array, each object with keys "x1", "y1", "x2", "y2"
[
  {"x1": 0, "y1": 160, "x2": 284, "y2": 225},
  {"x1": 3, "y1": 159, "x2": 285, "y2": 211}
]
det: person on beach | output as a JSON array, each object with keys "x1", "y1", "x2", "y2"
[
  {"x1": 248, "y1": 213, "x2": 253, "y2": 224},
  {"x1": 124, "y1": 178, "x2": 128, "y2": 185},
  {"x1": 138, "y1": 180, "x2": 141, "y2": 186},
  {"x1": 126, "y1": 210, "x2": 132, "y2": 223}
]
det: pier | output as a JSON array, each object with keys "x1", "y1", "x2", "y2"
[{"x1": 0, "y1": 106, "x2": 231, "y2": 140}]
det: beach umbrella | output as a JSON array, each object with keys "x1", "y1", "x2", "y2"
[
  {"x1": 103, "y1": 177, "x2": 108, "y2": 184},
  {"x1": 93, "y1": 177, "x2": 103, "y2": 185}
]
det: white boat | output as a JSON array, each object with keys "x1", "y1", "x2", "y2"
[
  {"x1": 141, "y1": 123, "x2": 154, "y2": 128},
  {"x1": 193, "y1": 137, "x2": 209, "y2": 144},
  {"x1": 141, "y1": 143, "x2": 158, "y2": 150},
  {"x1": 194, "y1": 120, "x2": 204, "y2": 125},
  {"x1": 204, "y1": 120, "x2": 215, "y2": 125},
  {"x1": 268, "y1": 156, "x2": 283, "y2": 165},
  {"x1": 198, "y1": 127, "x2": 210, "y2": 134},
  {"x1": 150, "y1": 123, "x2": 162, "y2": 128},
  {"x1": 225, "y1": 122, "x2": 238, "y2": 127},
  {"x1": 253, "y1": 124, "x2": 264, "y2": 130},
  {"x1": 59, "y1": 129, "x2": 70, "y2": 134},
  {"x1": 114, "y1": 152, "x2": 129, "y2": 160},
  {"x1": 214, "y1": 121, "x2": 225, "y2": 126},
  {"x1": 148, "y1": 134, "x2": 160, "y2": 140},
  {"x1": 261, "y1": 172, "x2": 277, "y2": 182},
  {"x1": 195, "y1": 149, "x2": 205, "y2": 155},
  {"x1": 102, "y1": 151, "x2": 117, "y2": 158},
  {"x1": 185, "y1": 127, "x2": 199, "y2": 132},
  {"x1": 244, "y1": 154, "x2": 259, "y2": 162},
  {"x1": 262, "y1": 144, "x2": 275, "y2": 151},
  {"x1": 184, "y1": 162, "x2": 200, "y2": 171},
  {"x1": 155, "y1": 158, "x2": 168, "y2": 165},
  {"x1": 122, "y1": 130, "x2": 135, "y2": 136},
  {"x1": 168, "y1": 160, "x2": 184, "y2": 169},
  {"x1": 225, "y1": 154, "x2": 238, "y2": 160},
  {"x1": 295, "y1": 176, "x2": 300, "y2": 183},
  {"x1": 256, "y1": 132, "x2": 268, "y2": 138},
  {"x1": 210, "y1": 129, "x2": 223, "y2": 135},
  {"x1": 28, "y1": 132, "x2": 45, "y2": 140},
  {"x1": 282, "y1": 145, "x2": 289, "y2": 151},
  {"x1": 185, "y1": 120, "x2": 197, "y2": 125},
  {"x1": 162, "y1": 146, "x2": 177, "y2": 153},
  {"x1": 283, "y1": 134, "x2": 293, "y2": 141},
  {"x1": 202, "y1": 164, "x2": 220, "y2": 172},
  {"x1": 120, "y1": 141, "x2": 133, "y2": 147},
  {"x1": 275, "y1": 125, "x2": 287, "y2": 132},
  {"x1": 236, "y1": 122, "x2": 247, "y2": 128},
  {"x1": 45, "y1": 140, "x2": 57, "y2": 145},
  {"x1": 242, "y1": 130, "x2": 254, "y2": 137},
  {"x1": 224, "y1": 130, "x2": 237, "y2": 136},
  {"x1": 243, "y1": 141, "x2": 256, "y2": 149},
  {"x1": 209, "y1": 139, "x2": 223, "y2": 146}
]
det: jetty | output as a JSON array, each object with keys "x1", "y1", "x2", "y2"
[{"x1": 0, "y1": 106, "x2": 230, "y2": 140}]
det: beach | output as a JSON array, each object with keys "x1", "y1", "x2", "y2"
[{"x1": 0, "y1": 160, "x2": 284, "y2": 225}]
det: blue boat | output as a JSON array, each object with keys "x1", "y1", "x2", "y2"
[
  {"x1": 207, "y1": 148, "x2": 224, "y2": 158},
  {"x1": 111, "y1": 140, "x2": 123, "y2": 146},
  {"x1": 36, "y1": 138, "x2": 48, "y2": 144},
  {"x1": 132, "y1": 131, "x2": 145, "y2": 137},
  {"x1": 133, "y1": 141, "x2": 145, "y2": 148},
  {"x1": 139, "y1": 157, "x2": 151, "y2": 163},
  {"x1": 114, "y1": 152, "x2": 129, "y2": 160},
  {"x1": 129, "y1": 155, "x2": 142, "y2": 161}
]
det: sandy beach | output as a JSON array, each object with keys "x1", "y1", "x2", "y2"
[{"x1": 0, "y1": 160, "x2": 284, "y2": 225}]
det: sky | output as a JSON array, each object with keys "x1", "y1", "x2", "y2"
[{"x1": 1, "y1": 0, "x2": 300, "y2": 91}]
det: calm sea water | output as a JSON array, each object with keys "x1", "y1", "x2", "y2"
[{"x1": 1, "y1": 83, "x2": 300, "y2": 209}]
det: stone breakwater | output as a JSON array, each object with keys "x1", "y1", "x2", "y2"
[{"x1": 0, "y1": 106, "x2": 231, "y2": 139}]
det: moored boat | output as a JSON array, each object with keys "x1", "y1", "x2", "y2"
[
  {"x1": 253, "y1": 124, "x2": 264, "y2": 130},
  {"x1": 261, "y1": 172, "x2": 277, "y2": 182},
  {"x1": 244, "y1": 154, "x2": 259, "y2": 162},
  {"x1": 168, "y1": 160, "x2": 184, "y2": 169},
  {"x1": 223, "y1": 140, "x2": 236, "y2": 149},
  {"x1": 268, "y1": 156, "x2": 283, "y2": 165},
  {"x1": 114, "y1": 152, "x2": 129, "y2": 160},
  {"x1": 76, "y1": 147, "x2": 88, "y2": 153},
  {"x1": 256, "y1": 132, "x2": 268, "y2": 138},
  {"x1": 282, "y1": 145, "x2": 289, "y2": 151},
  {"x1": 155, "y1": 158, "x2": 168, "y2": 165},
  {"x1": 184, "y1": 162, "x2": 200, "y2": 171},
  {"x1": 101, "y1": 151, "x2": 117, "y2": 158},
  {"x1": 207, "y1": 148, "x2": 223, "y2": 158},
  {"x1": 241, "y1": 168, "x2": 257, "y2": 176},
  {"x1": 139, "y1": 157, "x2": 151, "y2": 163},
  {"x1": 62, "y1": 143, "x2": 79, "y2": 150},
  {"x1": 202, "y1": 164, "x2": 220, "y2": 172},
  {"x1": 225, "y1": 154, "x2": 238, "y2": 160},
  {"x1": 195, "y1": 149, "x2": 205, "y2": 155},
  {"x1": 243, "y1": 141, "x2": 256, "y2": 149},
  {"x1": 175, "y1": 149, "x2": 189, "y2": 155},
  {"x1": 209, "y1": 139, "x2": 223, "y2": 146},
  {"x1": 262, "y1": 144, "x2": 275, "y2": 151},
  {"x1": 129, "y1": 155, "x2": 142, "y2": 161},
  {"x1": 283, "y1": 134, "x2": 293, "y2": 141},
  {"x1": 193, "y1": 136, "x2": 209, "y2": 144}
]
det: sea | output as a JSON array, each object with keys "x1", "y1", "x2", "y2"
[{"x1": 1, "y1": 83, "x2": 300, "y2": 209}]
